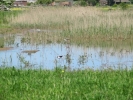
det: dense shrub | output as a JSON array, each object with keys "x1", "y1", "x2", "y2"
[
  {"x1": 119, "y1": 3, "x2": 129, "y2": 10},
  {"x1": 79, "y1": 0, "x2": 88, "y2": 6},
  {"x1": 88, "y1": 0, "x2": 97, "y2": 6},
  {"x1": 36, "y1": 0, "x2": 53, "y2": 5},
  {"x1": 112, "y1": 4, "x2": 117, "y2": 7},
  {"x1": 129, "y1": 0, "x2": 133, "y2": 4}
]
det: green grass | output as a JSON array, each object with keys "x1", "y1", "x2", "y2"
[
  {"x1": 0, "y1": 67, "x2": 133, "y2": 100},
  {"x1": 0, "y1": 10, "x2": 21, "y2": 30},
  {"x1": 0, "y1": 11, "x2": 20, "y2": 24},
  {"x1": 0, "y1": 37, "x2": 4, "y2": 48},
  {"x1": 0, "y1": 10, "x2": 23, "y2": 34}
]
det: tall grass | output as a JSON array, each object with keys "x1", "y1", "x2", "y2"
[
  {"x1": 0, "y1": 10, "x2": 22, "y2": 33},
  {"x1": 11, "y1": 6, "x2": 133, "y2": 39},
  {"x1": 0, "y1": 37, "x2": 4, "y2": 48},
  {"x1": 0, "y1": 67, "x2": 133, "y2": 100},
  {"x1": 0, "y1": 11, "x2": 20, "y2": 24}
]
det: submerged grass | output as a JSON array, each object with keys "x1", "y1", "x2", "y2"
[{"x1": 0, "y1": 67, "x2": 133, "y2": 100}]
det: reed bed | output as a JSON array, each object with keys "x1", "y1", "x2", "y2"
[
  {"x1": 11, "y1": 6, "x2": 133, "y2": 40},
  {"x1": 0, "y1": 67, "x2": 133, "y2": 100}
]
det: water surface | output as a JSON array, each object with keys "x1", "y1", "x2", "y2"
[{"x1": 0, "y1": 33, "x2": 133, "y2": 70}]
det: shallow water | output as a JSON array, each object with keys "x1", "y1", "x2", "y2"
[{"x1": 0, "y1": 33, "x2": 133, "y2": 70}]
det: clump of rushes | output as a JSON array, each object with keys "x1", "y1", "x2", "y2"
[
  {"x1": 0, "y1": 37, "x2": 4, "y2": 48},
  {"x1": 0, "y1": 67, "x2": 133, "y2": 100}
]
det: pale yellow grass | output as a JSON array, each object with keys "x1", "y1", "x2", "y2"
[{"x1": 11, "y1": 6, "x2": 133, "y2": 35}]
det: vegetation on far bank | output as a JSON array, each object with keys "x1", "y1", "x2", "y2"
[
  {"x1": 0, "y1": 5, "x2": 133, "y2": 47},
  {"x1": 0, "y1": 6, "x2": 133, "y2": 45},
  {"x1": 0, "y1": 67, "x2": 133, "y2": 100},
  {"x1": 10, "y1": 6, "x2": 133, "y2": 39}
]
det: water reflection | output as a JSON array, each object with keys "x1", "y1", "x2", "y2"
[{"x1": 0, "y1": 34, "x2": 133, "y2": 70}]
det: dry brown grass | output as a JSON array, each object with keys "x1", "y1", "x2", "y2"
[
  {"x1": 10, "y1": 6, "x2": 133, "y2": 42},
  {"x1": 11, "y1": 6, "x2": 133, "y2": 29}
]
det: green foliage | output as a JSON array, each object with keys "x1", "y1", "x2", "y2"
[
  {"x1": 0, "y1": 37, "x2": 4, "y2": 48},
  {"x1": 79, "y1": 0, "x2": 88, "y2": 6},
  {"x1": 0, "y1": 11, "x2": 20, "y2": 25},
  {"x1": 27, "y1": 3, "x2": 33, "y2": 6},
  {"x1": 113, "y1": 3, "x2": 117, "y2": 7},
  {"x1": 88, "y1": 0, "x2": 97, "y2": 6},
  {"x1": 0, "y1": 11, "x2": 9, "y2": 24},
  {"x1": 36, "y1": 0, "x2": 53, "y2": 5},
  {"x1": 119, "y1": 3, "x2": 129, "y2": 10},
  {"x1": 107, "y1": 0, "x2": 114, "y2": 6},
  {"x1": 129, "y1": 0, "x2": 133, "y2": 4},
  {"x1": 0, "y1": 0, "x2": 14, "y2": 6},
  {"x1": 1, "y1": 67, "x2": 133, "y2": 100},
  {"x1": 96, "y1": 3, "x2": 100, "y2": 6},
  {"x1": 79, "y1": 0, "x2": 98, "y2": 6}
]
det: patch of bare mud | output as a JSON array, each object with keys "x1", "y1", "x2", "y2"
[
  {"x1": 22, "y1": 50, "x2": 39, "y2": 55},
  {"x1": 0, "y1": 47, "x2": 13, "y2": 51}
]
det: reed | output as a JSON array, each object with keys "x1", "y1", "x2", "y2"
[{"x1": 10, "y1": 6, "x2": 133, "y2": 40}]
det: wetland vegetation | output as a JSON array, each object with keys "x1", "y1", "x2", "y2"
[
  {"x1": 13, "y1": 7, "x2": 133, "y2": 40},
  {"x1": 1, "y1": 6, "x2": 133, "y2": 99}
]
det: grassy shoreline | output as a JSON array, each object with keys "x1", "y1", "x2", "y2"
[{"x1": 0, "y1": 67, "x2": 133, "y2": 100}]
